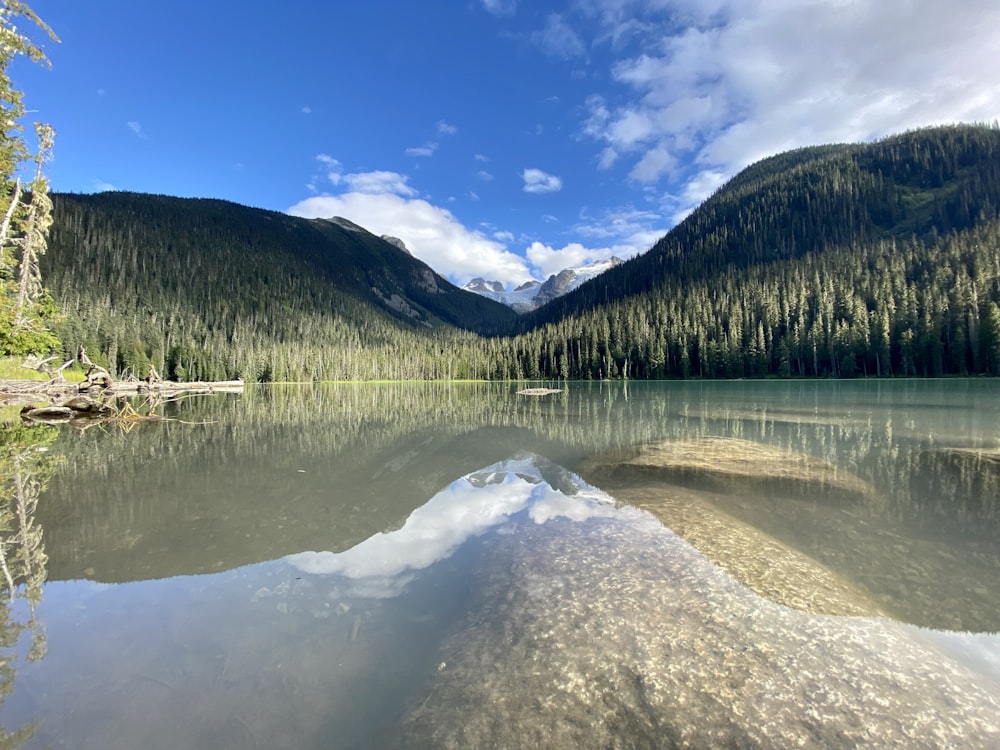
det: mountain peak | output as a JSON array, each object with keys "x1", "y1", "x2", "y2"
[
  {"x1": 381, "y1": 235, "x2": 411, "y2": 255},
  {"x1": 462, "y1": 256, "x2": 624, "y2": 313}
]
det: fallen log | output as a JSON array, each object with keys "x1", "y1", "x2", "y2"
[{"x1": 3, "y1": 354, "x2": 244, "y2": 427}]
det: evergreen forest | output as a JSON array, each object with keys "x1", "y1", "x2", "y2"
[{"x1": 34, "y1": 123, "x2": 1000, "y2": 382}]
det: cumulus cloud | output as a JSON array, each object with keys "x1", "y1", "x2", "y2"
[
  {"x1": 522, "y1": 204, "x2": 667, "y2": 278},
  {"x1": 522, "y1": 168, "x2": 563, "y2": 193},
  {"x1": 312, "y1": 156, "x2": 417, "y2": 197},
  {"x1": 288, "y1": 189, "x2": 531, "y2": 286},
  {"x1": 476, "y1": 170, "x2": 495, "y2": 181},
  {"x1": 580, "y1": 0, "x2": 1000, "y2": 216},
  {"x1": 527, "y1": 241, "x2": 615, "y2": 278}
]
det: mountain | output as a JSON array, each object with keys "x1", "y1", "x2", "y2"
[
  {"x1": 35, "y1": 124, "x2": 1000, "y2": 383},
  {"x1": 463, "y1": 256, "x2": 623, "y2": 313},
  {"x1": 42, "y1": 192, "x2": 516, "y2": 382},
  {"x1": 528, "y1": 125, "x2": 1000, "y2": 329},
  {"x1": 509, "y1": 124, "x2": 1000, "y2": 379}
]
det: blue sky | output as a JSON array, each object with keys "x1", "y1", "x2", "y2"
[{"x1": 13, "y1": 0, "x2": 1000, "y2": 287}]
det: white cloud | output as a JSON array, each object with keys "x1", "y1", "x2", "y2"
[
  {"x1": 90, "y1": 178, "x2": 117, "y2": 192},
  {"x1": 301, "y1": 105, "x2": 312, "y2": 114},
  {"x1": 527, "y1": 241, "x2": 616, "y2": 278},
  {"x1": 343, "y1": 170, "x2": 417, "y2": 197},
  {"x1": 597, "y1": 146, "x2": 618, "y2": 170},
  {"x1": 523, "y1": 204, "x2": 667, "y2": 278},
  {"x1": 574, "y1": 206, "x2": 663, "y2": 243},
  {"x1": 476, "y1": 170, "x2": 495, "y2": 181},
  {"x1": 580, "y1": 0, "x2": 1000, "y2": 210},
  {"x1": 522, "y1": 168, "x2": 563, "y2": 194},
  {"x1": 126, "y1": 121, "x2": 148, "y2": 139},
  {"x1": 474, "y1": 153, "x2": 491, "y2": 162},
  {"x1": 530, "y1": 13, "x2": 587, "y2": 60},
  {"x1": 288, "y1": 191, "x2": 531, "y2": 286},
  {"x1": 494, "y1": 230, "x2": 515, "y2": 242},
  {"x1": 312, "y1": 156, "x2": 417, "y2": 197},
  {"x1": 436, "y1": 120, "x2": 458, "y2": 135},
  {"x1": 480, "y1": 0, "x2": 517, "y2": 17},
  {"x1": 629, "y1": 144, "x2": 674, "y2": 183},
  {"x1": 405, "y1": 142, "x2": 438, "y2": 157}
]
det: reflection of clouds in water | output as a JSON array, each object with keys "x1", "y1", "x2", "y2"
[
  {"x1": 914, "y1": 628, "x2": 1000, "y2": 689},
  {"x1": 287, "y1": 454, "x2": 615, "y2": 588}
]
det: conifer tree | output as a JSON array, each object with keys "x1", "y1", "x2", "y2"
[{"x1": 0, "y1": 1, "x2": 60, "y2": 356}]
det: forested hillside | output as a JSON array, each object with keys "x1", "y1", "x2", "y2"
[
  {"x1": 42, "y1": 192, "x2": 516, "y2": 381},
  {"x1": 508, "y1": 124, "x2": 1000, "y2": 378},
  {"x1": 37, "y1": 124, "x2": 1000, "y2": 382}
]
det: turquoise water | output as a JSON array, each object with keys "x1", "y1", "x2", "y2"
[{"x1": 1, "y1": 380, "x2": 999, "y2": 748}]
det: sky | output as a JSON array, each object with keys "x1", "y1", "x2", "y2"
[{"x1": 12, "y1": 0, "x2": 1000, "y2": 288}]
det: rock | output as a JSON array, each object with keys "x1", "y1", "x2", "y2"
[
  {"x1": 63, "y1": 396, "x2": 116, "y2": 416},
  {"x1": 380, "y1": 235, "x2": 411, "y2": 254},
  {"x1": 578, "y1": 436, "x2": 882, "y2": 507},
  {"x1": 21, "y1": 405, "x2": 74, "y2": 421}
]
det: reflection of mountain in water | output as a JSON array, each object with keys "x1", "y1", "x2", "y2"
[
  {"x1": 7, "y1": 443, "x2": 1000, "y2": 750},
  {"x1": 288, "y1": 453, "x2": 617, "y2": 598},
  {"x1": 401, "y1": 461, "x2": 1000, "y2": 749},
  {"x1": 33, "y1": 380, "x2": 1000, "y2": 639}
]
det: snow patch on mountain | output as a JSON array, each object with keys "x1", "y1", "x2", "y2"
[{"x1": 463, "y1": 257, "x2": 623, "y2": 312}]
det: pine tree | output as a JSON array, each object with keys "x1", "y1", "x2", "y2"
[{"x1": 0, "y1": 1, "x2": 60, "y2": 356}]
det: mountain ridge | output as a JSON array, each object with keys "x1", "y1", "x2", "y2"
[
  {"x1": 463, "y1": 256, "x2": 624, "y2": 313},
  {"x1": 35, "y1": 123, "x2": 1000, "y2": 381}
]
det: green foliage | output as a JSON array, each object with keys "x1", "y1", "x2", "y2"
[
  {"x1": 0, "y1": 2, "x2": 61, "y2": 359},
  {"x1": 37, "y1": 124, "x2": 1000, "y2": 382},
  {"x1": 509, "y1": 124, "x2": 1000, "y2": 380},
  {"x1": 44, "y1": 193, "x2": 516, "y2": 381}
]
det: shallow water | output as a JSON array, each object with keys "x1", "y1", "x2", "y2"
[{"x1": 1, "y1": 380, "x2": 999, "y2": 748}]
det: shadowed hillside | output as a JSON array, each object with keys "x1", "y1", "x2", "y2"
[{"x1": 42, "y1": 192, "x2": 516, "y2": 381}]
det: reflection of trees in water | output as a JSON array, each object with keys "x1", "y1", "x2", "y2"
[
  {"x1": 0, "y1": 423, "x2": 59, "y2": 748},
  {"x1": 531, "y1": 381, "x2": 1000, "y2": 532},
  {"x1": 27, "y1": 380, "x2": 998, "y2": 585},
  {"x1": 46, "y1": 381, "x2": 1000, "y2": 533}
]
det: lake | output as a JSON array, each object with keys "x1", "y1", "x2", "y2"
[{"x1": 1, "y1": 379, "x2": 999, "y2": 748}]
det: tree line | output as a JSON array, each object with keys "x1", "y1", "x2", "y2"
[{"x1": 3, "y1": 0, "x2": 1000, "y2": 383}]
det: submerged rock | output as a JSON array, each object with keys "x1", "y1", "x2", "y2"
[
  {"x1": 578, "y1": 437, "x2": 882, "y2": 508},
  {"x1": 576, "y1": 438, "x2": 1000, "y2": 632},
  {"x1": 402, "y1": 510, "x2": 1000, "y2": 749},
  {"x1": 614, "y1": 483, "x2": 885, "y2": 618}
]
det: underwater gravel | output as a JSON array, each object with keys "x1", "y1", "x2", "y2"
[{"x1": 402, "y1": 509, "x2": 1000, "y2": 749}]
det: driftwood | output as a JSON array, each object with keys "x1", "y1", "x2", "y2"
[{"x1": 3, "y1": 350, "x2": 243, "y2": 424}]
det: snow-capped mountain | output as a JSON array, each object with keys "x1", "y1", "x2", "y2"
[{"x1": 463, "y1": 257, "x2": 623, "y2": 313}]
